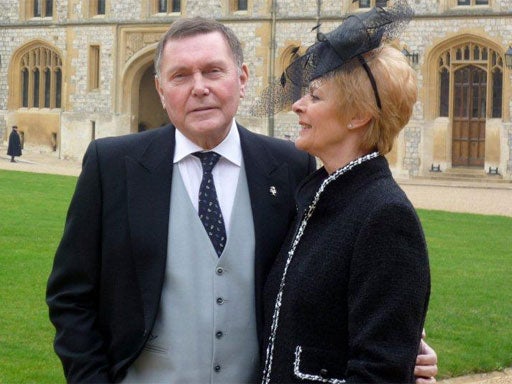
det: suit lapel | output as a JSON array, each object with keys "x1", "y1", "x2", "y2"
[
  {"x1": 238, "y1": 125, "x2": 297, "y2": 339},
  {"x1": 239, "y1": 126, "x2": 290, "y2": 252},
  {"x1": 125, "y1": 126, "x2": 175, "y2": 330}
]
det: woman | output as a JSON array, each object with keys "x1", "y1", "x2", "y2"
[{"x1": 259, "y1": 1, "x2": 431, "y2": 383}]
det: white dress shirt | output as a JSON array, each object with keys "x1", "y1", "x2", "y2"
[{"x1": 173, "y1": 120, "x2": 242, "y2": 233}]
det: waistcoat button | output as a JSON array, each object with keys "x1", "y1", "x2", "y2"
[
  {"x1": 214, "y1": 365, "x2": 221, "y2": 372},
  {"x1": 216, "y1": 331, "x2": 223, "y2": 338},
  {"x1": 216, "y1": 297, "x2": 224, "y2": 304}
]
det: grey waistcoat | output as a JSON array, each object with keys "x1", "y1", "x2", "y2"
[{"x1": 123, "y1": 163, "x2": 259, "y2": 383}]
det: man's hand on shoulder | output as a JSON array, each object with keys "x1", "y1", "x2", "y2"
[{"x1": 415, "y1": 330, "x2": 438, "y2": 384}]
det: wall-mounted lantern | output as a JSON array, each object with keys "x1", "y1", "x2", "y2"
[
  {"x1": 505, "y1": 46, "x2": 512, "y2": 69},
  {"x1": 402, "y1": 47, "x2": 419, "y2": 66}
]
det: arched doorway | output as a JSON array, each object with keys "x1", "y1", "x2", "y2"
[
  {"x1": 452, "y1": 65, "x2": 486, "y2": 167},
  {"x1": 120, "y1": 43, "x2": 170, "y2": 134},
  {"x1": 434, "y1": 38, "x2": 504, "y2": 170},
  {"x1": 137, "y1": 66, "x2": 169, "y2": 132}
]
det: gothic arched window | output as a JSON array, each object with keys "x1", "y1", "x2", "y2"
[
  {"x1": 19, "y1": 46, "x2": 62, "y2": 109},
  {"x1": 358, "y1": 0, "x2": 388, "y2": 8},
  {"x1": 437, "y1": 42, "x2": 503, "y2": 119}
]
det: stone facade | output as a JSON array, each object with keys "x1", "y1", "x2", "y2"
[{"x1": 0, "y1": 0, "x2": 511, "y2": 178}]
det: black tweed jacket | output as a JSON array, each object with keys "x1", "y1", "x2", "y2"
[{"x1": 261, "y1": 155, "x2": 430, "y2": 384}]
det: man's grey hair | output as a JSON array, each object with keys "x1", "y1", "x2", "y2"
[{"x1": 154, "y1": 17, "x2": 244, "y2": 78}]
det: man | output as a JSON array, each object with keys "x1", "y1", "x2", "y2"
[
  {"x1": 7, "y1": 125, "x2": 22, "y2": 162},
  {"x1": 46, "y1": 17, "x2": 437, "y2": 383}
]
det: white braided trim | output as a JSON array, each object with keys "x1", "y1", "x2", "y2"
[{"x1": 293, "y1": 346, "x2": 346, "y2": 384}]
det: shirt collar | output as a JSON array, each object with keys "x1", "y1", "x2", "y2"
[{"x1": 173, "y1": 120, "x2": 242, "y2": 167}]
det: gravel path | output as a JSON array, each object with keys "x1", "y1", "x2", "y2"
[
  {"x1": 2, "y1": 147, "x2": 511, "y2": 217},
  {"x1": 0, "y1": 148, "x2": 81, "y2": 177},
  {"x1": 438, "y1": 369, "x2": 512, "y2": 384},
  {"x1": 398, "y1": 180, "x2": 512, "y2": 217}
]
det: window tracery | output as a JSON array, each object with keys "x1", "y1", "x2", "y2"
[
  {"x1": 437, "y1": 42, "x2": 502, "y2": 118},
  {"x1": 19, "y1": 46, "x2": 62, "y2": 109}
]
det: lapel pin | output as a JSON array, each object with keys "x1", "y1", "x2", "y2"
[{"x1": 269, "y1": 186, "x2": 277, "y2": 196}]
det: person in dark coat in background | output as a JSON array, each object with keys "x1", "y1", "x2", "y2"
[
  {"x1": 259, "y1": 1, "x2": 432, "y2": 383},
  {"x1": 7, "y1": 125, "x2": 22, "y2": 162}
]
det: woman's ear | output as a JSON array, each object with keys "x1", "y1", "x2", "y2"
[{"x1": 348, "y1": 113, "x2": 372, "y2": 130}]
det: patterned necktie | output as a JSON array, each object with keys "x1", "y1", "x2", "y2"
[{"x1": 193, "y1": 151, "x2": 226, "y2": 257}]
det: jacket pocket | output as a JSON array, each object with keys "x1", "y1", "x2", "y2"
[
  {"x1": 142, "y1": 332, "x2": 168, "y2": 355},
  {"x1": 293, "y1": 345, "x2": 346, "y2": 383}
]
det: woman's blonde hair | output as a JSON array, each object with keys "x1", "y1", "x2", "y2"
[{"x1": 329, "y1": 44, "x2": 418, "y2": 155}]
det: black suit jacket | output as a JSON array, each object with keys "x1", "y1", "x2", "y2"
[{"x1": 46, "y1": 124, "x2": 316, "y2": 383}]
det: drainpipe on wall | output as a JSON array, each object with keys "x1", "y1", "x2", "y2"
[
  {"x1": 267, "y1": 0, "x2": 277, "y2": 137},
  {"x1": 316, "y1": 0, "x2": 322, "y2": 36}
]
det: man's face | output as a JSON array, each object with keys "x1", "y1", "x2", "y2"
[{"x1": 155, "y1": 31, "x2": 249, "y2": 149}]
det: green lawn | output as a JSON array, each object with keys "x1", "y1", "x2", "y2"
[
  {"x1": 418, "y1": 209, "x2": 512, "y2": 379},
  {"x1": 0, "y1": 169, "x2": 511, "y2": 382},
  {"x1": 0, "y1": 170, "x2": 76, "y2": 384}
]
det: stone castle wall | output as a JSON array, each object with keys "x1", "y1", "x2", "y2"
[{"x1": 0, "y1": 0, "x2": 511, "y2": 178}]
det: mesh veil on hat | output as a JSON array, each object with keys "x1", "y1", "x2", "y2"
[{"x1": 251, "y1": 0, "x2": 413, "y2": 116}]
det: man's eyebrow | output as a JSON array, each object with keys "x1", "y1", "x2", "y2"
[
  {"x1": 206, "y1": 59, "x2": 228, "y2": 66},
  {"x1": 165, "y1": 59, "x2": 229, "y2": 75}
]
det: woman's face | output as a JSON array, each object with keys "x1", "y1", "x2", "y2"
[{"x1": 292, "y1": 78, "x2": 350, "y2": 160}]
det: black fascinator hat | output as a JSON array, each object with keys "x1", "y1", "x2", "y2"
[{"x1": 251, "y1": 0, "x2": 413, "y2": 116}]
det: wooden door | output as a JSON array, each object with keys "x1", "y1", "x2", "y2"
[{"x1": 452, "y1": 65, "x2": 486, "y2": 167}]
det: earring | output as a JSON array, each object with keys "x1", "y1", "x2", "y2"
[{"x1": 348, "y1": 123, "x2": 353, "y2": 129}]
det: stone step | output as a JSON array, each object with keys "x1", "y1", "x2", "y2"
[
  {"x1": 405, "y1": 176, "x2": 512, "y2": 190},
  {"x1": 401, "y1": 165, "x2": 512, "y2": 187},
  {"x1": 419, "y1": 174, "x2": 511, "y2": 184},
  {"x1": 425, "y1": 167, "x2": 509, "y2": 183},
  {"x1": 423, "y1": 176, "x2": 511, "y2": 183},
  {"x1": 443, "y1": 167, "x2": 488, "y2": 175}
]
